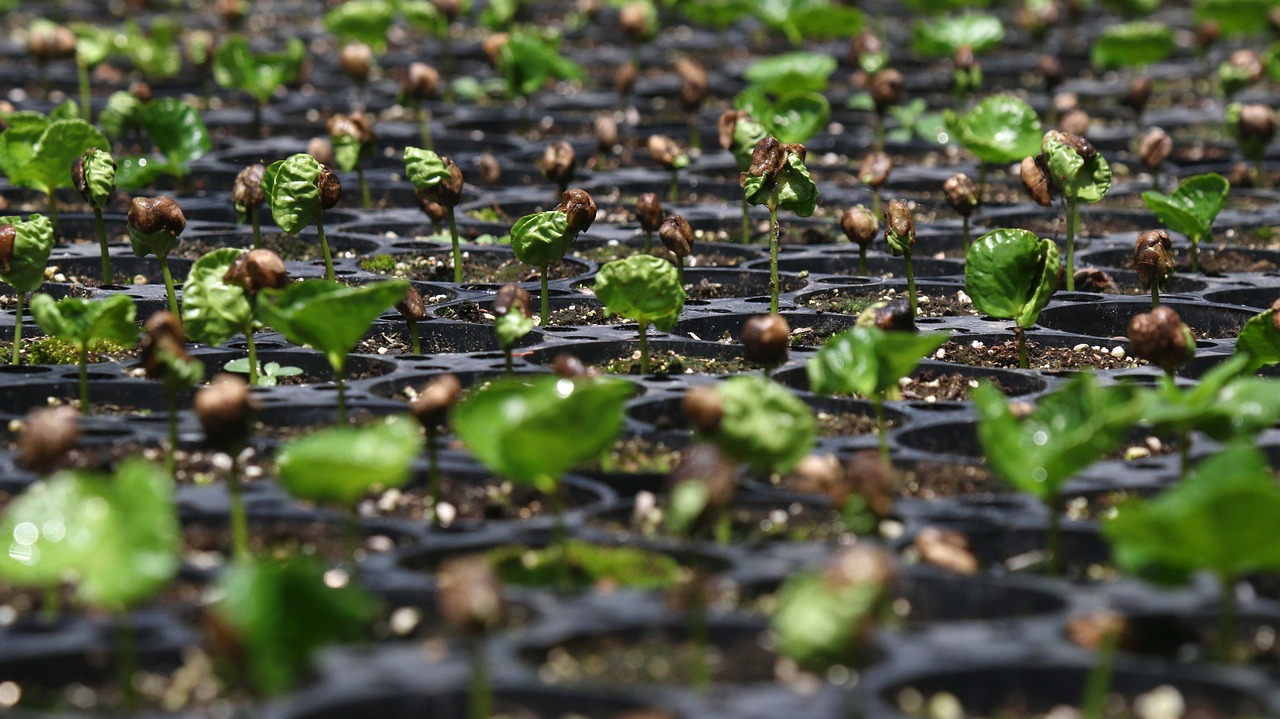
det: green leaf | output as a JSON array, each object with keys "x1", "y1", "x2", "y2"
[
  {"x1": 330, "y1": 129, "x2": 364, "y2": 174},
  {"x1": 98, "y1": 91, "x2": 141, "y2": 139},
  {"x1": 1105, "y1": 445, "x2": 1280, "y2": 582},
  {"x1": 1091, "y1": 21, "x2": 1174, "y2": 69},
  {"x1": 403, "y1": 146, "x2": 453, "y2": 192},
  {"x1": 324, "y1": 0, "x2": 395, "y2": 52},
  {"x1": 594, "y1": 254, "x2": 686, "y2": 332},
  {"x1": 964, "y1": 228, "x2": 1060, "y2": 328},
  {"x1": 1043, "y1": 131, "x2": 1111, "y2": 203},
  {"x1": 913, "y1": 13, "x2": 1004, "y2": 57},
  {"x1": 214, "y1": 36, "x2": 305, "y2": 104},
  {"x1": 115, "y1": 155, "x2": 172, "y2": 192},
  {"x1": 77, "y1": 148, "x2": 116, "y2": 209},
  {"x1": 216, "y1": 557, "x2": 377, "y2": 695},
  {"x1": 0, "y1": 214, "x2": 54, "y2": 294},
  {"x1": 789, "y1": 3, "x2": 865, "y2": 40},
  {"x1": 766, "y1": 92, "x2": 829, "y2": 145},
  {"x1": 1235, "y1": 309, "x2": 1280, "y2": 374},
  {"x1": 277, "y1": 415, "x2": 422, "y2": 507},
  {"x1": 807, "y1": 326, "x2": 951, "y2": 398},
  {"x1": 1137, "y1": 356, "x2": 1280, "y2": 442},
  {"x1": 258, "y1": 279, "x2": 409, "y2": 374},
  {"x1": 1141, "y1": 173, "x2": 1229, "y2": 246},
  {"x1": 944, "y1": 94, "x2": 1043, "y2": 166},
  {"x1": 496, "y1": 30, "x2": 584, "y2": 98},
  {"x1": 729, "y1": 113, "x2": 769, "y2": 172},
  {"x1": 9, "y1": 119, "x2": 109, "y2": 196},
  {"x1": 122, "y1": 20, "x2": 181, "y2": 79},
  {"x1": 510, "y1": 210, "x2": 574, "y2": 267},
  {"x1": 742, "y1": 145, "x2": 818, "y2": 217},
  {"x1": 494, "y1": 309, "x2": 534, "y2": 350},
  {"x1": 453, "y1": 375, "x2": 633, "y2": 491},
  {"x1": 181, "y1": 248, "x2": 252, "y2": 347},
  {"x1": 975, "y1": 375, "x2": 1140, "y2": 502},
  {"x1": 70, "y1": 23, "x2": 113, "y2": 67},
  {"x1": 771, "y1": 570, "x2": 882, "y2": 669},
  {"x1": 263, "y1": 153, "x2": 325, "y2": 235},
  {"x1": 743, "y1": 52, "x2": 837, "y2": 95},
  {"x1": 30, "y1": 293, "x2": 138, "y2": 349},
  {"x1": 677, "y1": 0, "x2": 751, "y2": 28},
  {"x1": 137, "y1": 99, "x2": 211, "y2": 173},
  {"x1": 401, "y1": 0, "x2": 448, "y2": 35},
  {"x1": 901, "y1": 0, "x2": 989, "y2": 12},
  {"x1": 701, "y1": 375, "x2": 815, "y2": 473},
  {"x1": 0, "y1": 112, "x2": 53, "y2": 180},
  {"x1": 1195, "y1": 0, "x2": 1274, "y2": 37},
  {"x1": 0, "y1": 459, "x2": 179, "y2": 610}
]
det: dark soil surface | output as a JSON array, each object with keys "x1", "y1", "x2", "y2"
[
  {"x1": 362, "y1": 253, "x2": 585, "y2": 284},
  {"x1": 933, "y1": 339, "x2": 1144, "y2": 371},
  {"x1": 437, "y1": 299, "x2": 626, "y2": 327},
  {"x1": 597, "y1": 349, "x2": 756, "y2": 375},
  {"x1": 804, "y1": 287, "x2": 977, "y2": 319}
]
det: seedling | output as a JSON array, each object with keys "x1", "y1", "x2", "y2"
[
  {"x1": 683, "y1": 375, "x2": 815, "y2": 474},
  {"x1": 121, "y1": 19, "x2": 181, "y2": 81},
  {"x1": 635, "y1": 192, "x2": 664, "y2": 252},
  {"x1": 437, "y1": 555, "x2": 505, "y2": 719},
  {"x1": 195, "y1": 374, "x2": 257, "y2": 559},
  {"x1": 1039, "y1": 130, "x2": 1112, "y2": 290},
  {"x1": 1090, "y1": 21, "x2": 1174, "y2": 71},
  {"x1": 128, "y1": 195, "x2": 187, "y2": 318},
  {"x1": 70, "y1": 23, "x2": 112, "y2": 121},
  {"x1": 944, "y1": 94, "x2": 1041, "y2": 201},
  {"x1": 808, "y1": 325, "x2": 949, "y2": 460},
  {"x1": 329, "y1": 113, "x2": 376, "y2": 209},
  {"x1": 1141, "y1": 173, "x2": 1228, "y2": 274},
  {"x1": 491, "y1": 29, "x2": 584, "y2": 116},
  {"x1": 1104, "y1": 445, "x2": 1280, "y2": 663},
  {"x1": 964, "y1": 228, "x2": 1060, "y2": 368},
  {"x1": 27, "y1": 20, "x2": 76, "y2": 99},
  {"x1": 883, "y1": 200, "x2": 919, "y2": 316},
  {"x1": 116, "y1": 98, "x2": 213, "y2": 193},
  {"x1": 1133, "y1": 229, "x2": 1174, "y2": 307},
  {"x1": 401, "y1": 62, "x2": 440, "y2": 147},
  {"x1": 213, "y1": 35, "x2": 307, "y2": 137},
  {"x1": 409, "y1": 373, "x2": 463, "y2": 524},
  {"x1": 262, "y1": 153, "x2": 343, "y2": 280},
  {"x1": 140, "y1": 313, "x2": 205, "y2": 474},
  {"x1": 647, "y1": 135, "x2": 690, "y2": 203},
  {"x1": 233, "y1": 164, "x2": 267, "y2": 249},
  {"x1": 1227, "y1": 103, "x2": 1276, "y2": 188},
  {"x1": 405, "y1": 147, "x2": 466, "y2": 281},
  {"x1": 718, "y1": 110, "x2": 768, "y2": 242},
  {"x1": 975, "y1": 374, "x2": 1142, "y2": 575},
  {"x1": 258, "y1": 279, "x2": 409, "y2": 424},
  {"x1": 0, "y1": 214, "x2": 54, "y2": 365},
  {"x1": 511, "y1": 189, "x2": 597, "y2": 325},
  {"x1": 741, "y1": 137, "x2": 817, "y2": 313},
  {"x1": 735, "y1": 53, "x2": 832, "y2": 145},
  {"x1": 222, "y1": 359, "x2": 302, "y2": 386},
  {"x1": 913, "y1": 13, "x2": 1005, "y2": 93},
  {"x1": 30, "y1": 294, "x2": 137, "y2": 415},
  {"x1": 0, "y1": 115, "x2": 108, "y2": 231},
  {"x1": 658, "y1": 214, "x2": 695, "y2": 283},
  {"x1": 1233, "y1": 299, "x2": 1280, "y2": 374},
  {"x1": 397, "y1": 287, "x2": 428, "y2": 355},
  {"x1": 493, "y1": 284, "x2": 534, "y2": 375},
  {"x1": 752, "y1": 0, "x2": 866, "y2": 47},
  {"x1": 71, "y1": 148, "x2": 117, "y2": 283},
  {"x1": 840, "y1": 205, "x2": 877, "y2": 275},
  {"x1": 943, "y1": 173, "x2": 980, "y2": 252},
  {"x1": 742, "y1": 314, "x2": 790, "y2": 377},
  {"x1": 183, "y1": 248, "x2": 290, "y2": 386},
  {"x1": 595, "y1": 254, "x2": 686, "y2": 375}
]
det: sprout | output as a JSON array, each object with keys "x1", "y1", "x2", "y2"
[
  {"x1": 232, "y1": 163, "x2": 267, "y2": 249},
  {"x1": 1127, "y1": 305, "x2": 1195, "y2": 376},
  {"x1": 438, "y1": 554, "x2": 506, "y2": 718},
  {"x1": 405, "y1": 147, "x2": 466, "y2": 281},
  {"x1": 964, "y1": 228, "x2": 1060, "y2": 368},
  {"x1": 665, "y1": 443, "x2": 738, "y2": 540},
  {"x1": 476, "y1": 152, "x2": 502, "y2": 185},
  {"x1": 1226, "y1": 103, "x2": 1275, "y2": 187},
  {"x1": 635, "y1": 192, "x2": 664, "y2": 252},
  {"x1": 676, "y1": 57, "x2": 709, "y2": 151},
  {"x1": 114, "y1": 99, "x2": 213, "y2": 195},
  {"x1": 858, "y1": 151, "x2": 891, "y2": 216},
  {"x1": 16, "y1": 406, "x2": 80, "y2": 477},
  {"x1": 1141, "y1": 173, "x2": 1229, "y2": 274},
  {"x1": 511, "y1": 189, "x2": 597, "y2": 325},
  {"x1": 1035, "y1": 130, "x2": 1112, "y2": 290},
  {"x1": 328, "y1": 112, "x2": 377, "y2": 209},
  {"x1": 742, "y1": 314, "x2": 790, "y2": 375},
  {"x1": 1020, "y1": 155, "x2": 1054, "y2": 207},
  {"x1": 71, "y1": 148, "x2": 117, "y2": 284},
  {"x1": 840, "y1": 205, "x2": 877, "y2": 276},
  {"x1": 30, "y1": 294, "x2": 138, "y2": 416},
  {"x1": 184, "y1": 247, "x2": 289, "y2": 386},
  {"x1": 684, "y1": 375, "x2": 815, "y2": 473},
  {"x1": 140, "y1": 311, "x2": 205, "y2": 474},
  {"x1": 213, "y1": 36, "x2": 306, "y2": 137},
  {"x1": 1218, "y1": 49, "x2": 1264, "y2": 97},
  {"x1": 195, "y1": 374, "x2": 257, "y2": 559},
  {"x1": 262, "y1": 153, "x2": 342, "y2": 280},
  {"x1": 883, "y1": 199, "x2": 919, "y2": 316},
  {"x1": 593, "y1": 115, "x2": 619, "y2": 170},
  {"x1": 595, "y1": 254, "x2": 685, "y2": 375},
  {"x1": 857, "y1": 297, "x2": 915, "y2": 333},
  {"x1": 615, "y1": 60, "x2": 638, "y2": 106},
  {"x1": 128, "y1": 195, "x2": 187, "y2": 319},
  {"x1": 942, "y1": 173, "x2": 979, "y2": 253},
  {"x1": 493, "y1": 283, "x2": 534, "y2": 375},
  {"x1": 27, "y1": 20, "x2": 75, "y2": 98},
  {"x1": 410, "y1": 373, "x2": 463, "y2": 524},
  {"x1": 0, "y1": 214, "x2": 54, "y2": 366},
  {"x1": 718, "y1": 109, "x2": 769, "y2": 242},
  {"x1": 0, "y1": 115, "x2": 109, "y2": 232},
  {"x1": 944, "y1": 94, "x2": 1042, "y2": 202},
  {"x1": 396, "y1": 286, "x2": 429, "y2": 355},
  {"x1": 741, "y1": 137, "x2": 818, "y2": 314},
  {"x1": 401, "y1": 62, "x2": 440, "y2": 148},
  {"x1": 648, "y1": 134, "x2": 690, "y2": 203},
  {"x1": 1133, "y1": 229, "x2": 1173, "y2": 307},
  {"x1": 658, "y1": 213, "x2": 694, "y2": 283},
  {"x1": 540, "y1": 140, "x2": 577, "y2": 199},
  {"x1": 1138, "y1": 128, "x2": 1172, "y2": 190}
]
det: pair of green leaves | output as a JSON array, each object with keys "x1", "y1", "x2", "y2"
[
  {"x1": 182, "y1": 248, "x2": 255, "y2": 347},
  {"x1": 741, "y1": 145, "x2": 818, "y2": 217},
  {"x1": 1043, "y1": 131, "x2": 1112, "y2": 204},
  {"x1": 594, "y1": 254, "x2": 686, "y2": 332},
  {"x1": 453, "y1": 375, "x2": 634, "y2": 493},
  {"x1": 736, "y1": 54, "x2": 832, "y2": 145},
  {"x1": 214, "y1": 36, "x2": 307, "y2": 104},
  {"x1": 277, "y1": 414, "x2": 423, "y2": 507},
  {"x1": 1194, "y1": 0, "x2": 1275, "y2": 38},
  {"x1": 120, "y1": 19, "x2": 181, "y2": 79},
  {"x1": 0, "y1": 115, "x2": 108, "y2": 200},
  {"x1": 771, "y1": 564, "x2": 884, "y2": 669},
  {"x1": 944, "y1": 94, "x2": 1042, "y2": 167},
  {"x1": 1138, "y1": 354, "x2": 1280, "y2": 444},
  {"x1": 496, "y1": 30, "x2": 584, "y2": 99},
  {"x1": 257, "y1": 279, "x2": 411, "y2": 376},
  {"x1": 913, "y1": 13, "x2": 1004, "y2": 57},
  {"x1": 0, "y1": 459, "x2": 179, "y2": 610},
  {"x1": 754, "y1": 0, "x2": 865, "y2": 46},
  {"x1": 965, "y1": 228, "x2": 1060, "y2": 329},
  {"x1": 807, "y1": 326, "x2": 950, "y2": 399},
  {"x1": 30, "y1": 293, "x2": 138, "y2": 352},
  {"x1": 511, "y1": 210, "x2": 576, "y2": 267},
  {"x1": 1141, "y1": 174, "x2": 1229, "y2": 249},
  {"x1": 115, "y1": 99, "x2": 213, "y2": 190},
  {"x1": 697, "y1": 375, "x2": 815, "y2": 473},
  {"x1": 263, "y1": 153, "x2": 330, "y2": 235},
  {"x1": 0, "y1": 214, "x2": 54, "y2": 294},
  {"x1": 404, "y1": 147, "x2": 453, "y2": 194},
  {"x1": 1090, "y1": 21, "x2": 1174, "y2": 69}
]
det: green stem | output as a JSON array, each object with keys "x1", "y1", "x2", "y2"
[
  {"x1": 639, "y1": 321, "x2": 650, "y2": 375},
  {"x1": 1218, "y1": 575, "x2": 1236, "y2": 663},
  {"x1": 540, "y1": 266, "x2": 550, "y2": 326},
  {"x1": 1256, "y1": 158, "x2": 1267, "y2": 190},
  {"x1": 768, "y1": 201, "x2": 780, "y2": 314},
  {"x1": 165, "y1": 388, "x2": 178, "y2": 477},
  {"x1": 357, "y1": 163, "x2": 371, "y2": 210},
  {"x1": 79, "y1": 346, "x2": 90, "y2": 416},
  {"x1": 688, "y1": 116, "x2": 701, "y2": 153},
  {"x1": 504, "y1": 349, "x2": 513, "y2": 377},
  {"x1": 740, "y1": 196, "x2": 751, "y2": 244},
  {"x1": 158, "y1": 257, "x2": 180, "y2": 319},
  {"x1": 250, "y1": 205, "x2": 262, "y2": 250},
  {"x1": 77, "y1": 55, "x2": 92, "y2": 122},
  {"x1": 1081, "y1": 623, "x2": 1120, "y2": 719},
  {"x1": 859, "y1": 244, "x2": 868, "y2": 276},
  {"x1": 871, "y1": 191, "x2": 881, "y2": 220},
  {"x1": 643, "y1": 230, "x2": 652, "y2": 253},
  {"x1": 12, "y1": 291, "x2": 23, "y2": 366},
  {"x1": 427, "y1": 429, "x2": 441, "y2": 526},
  {"x1": 47, "y1": 192, "x2": 59, "y2": 235},
  {"x1": 904, "y1": 252, "x2": 916, "y2": 317},
  {"x1": 549, "y1": 477, "x2": 569, "y2": 592},
  {"x1": 873, "y1": 394, "x2": 890, "y2": 465},
  {"x1": 1190, "y1": 239, "x2": 1201, "y2": 274},
  {"x1": 336, "y1": 366, "x2": 348, "y2": 425},
  {"x1": 95, "y1": 207, "x2": 111, "y2": 284},
  {"x1": 1151, "y1": 284, "x2": 1160, "y2": 309},
  {"x1": 468, "y1": 639, "x2": 491, "y2": 719},
  {"x1": 1015, "y1": 325, "x2": 1028, "y2": 369},
  {"x1": 244, "y1": 324, "x2": 259, "y2": 386},
  {"x1": 228, "y1": 452, "x2": 249, "y2": 559},
  {"x1": 409, "y1": 321, "x2": 421, "y2": 355},
  {"x1": 874, "y1": 111, "x2": 885, "y2": 154},
  {"x1": 116, "y1": 614, "x2": 139, "y2": 711},
  {"x1": 1046, "y1": 494, "x2": 1061, "y2": 576},
  {"x1": 1065, "y1": 198, "x2": 1078, "y2": 291},
  {"x1": 448, "y1": 208, "x2": 463, "y2": 283},
  {"x1": 669, "y1": 168, "x2": 680, "y2": 204},
  {"x1": 962, "y1": 215, "x2": 971, "y2": 255},
  {"x1": 317, "y1": 218, "x2": 335, "y2": 281},
  {"x1": 1178, "y1": 425, "x2": 1190, "y2": 480},
  {"x1": 419, "y1": 102, "x2": 433, "y2": 150}
]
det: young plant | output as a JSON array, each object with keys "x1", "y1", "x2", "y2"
[
  {"x1": 683, "y1": 375, "x2": 816, "y2": 474},
  {"x1": 0, "y1": 214, "x2": 54, "y2": 365},
  {"x1": 540, "y1": 141, "x2": 576, "y2": 201},
  {"x1": 595, "y1": 254, "x2": 686, "y2": 375},
  {"x1": 183, "y1": 248, "x2": 290, "y2": 386},
  {"x1": 258, "y1": 279, "x2": 410, "y2": 423},
  {"x1": 1234, "y1": 299, "x2": 1280, "y2": 374},
  {"x1": 936, "y1": 94, "x2": 1036, "y2": 179},
  {"x1": 975, "y1": 374, "x2": 1142, "y2": 575},
  {"x1": 1037, "y1": 130, "x2": 1112, "y2": 290},
  {"x1": 70, "y1": 24, "x2": 113, "y2": 121},
  {"x1": 1141, "y1": 173, "x2": 1228, "y2": 274},
  {"x1": 262, "y1": 153, "x2": 343, "y2": 280},
  {"x1": 120, "y1": 19, "x2": 182, "y2": 82},
  {"x1": 1133, "y1": 229, "x2": 1174, "y2": 307},
  {"x1": 213, "y1": 35, "x2": 307, "y2": 137},
  {"x1": 752, "y1": 0, "x2": 866, "y2": 47},
  {"x1": 490, "y1": 29, "x2": 584, "y2": 116},
  {"x1": 808, "y1": 325, "x2": 949, "y2": 461},
  {"x1": 913, "y1": 13, "x2": 1005, "y2": 94},
  {"x1": 27, "y1": 20, "x2": 76, "y2": 99},
  {"x1": 14, "y1": 406, "x2": 80, "y2": 478},
  {"x1": 1090, "y1": 21, "x2": 1173, "y2": 124},
  {"x1": 233, "y1": 164, "x2": 267, "y2": 250},
  {"x1": 405, "y1": 147, "x2": 466, "y2": 282},
  {"x1": 128, "y1": 195, "x2": 187, "y2": 318},
  {"x1": 1226, "y1": 103, "x2": 1275, "y2": 188},
  {"x1": 736, "y1": 52, "x2": 834, "y2": 145},
  {"x1": 883, "y1": 200, "x2": 920, "y2": 316},
  {"x1": 115, "y1": 99, "x2": 213, "y2": 194},
  {"x1": 396, "y1": 287, "x2": 428, "y2": 356},
  {"x1": 511, "y1": 189, "x2": 597, "y2": 325},
  {"x1": 647, "y1": 135, "x2": 690, "y2": 203},
  {"x1": 741, "y1": 314, "x2": 790, "y2": 377},
  {"x1": 437, "y1": 556, "x2": 505, "y2": 719},
  {"x1": 277, "y1": 415, "x2": 422, "y2": 561},
  {"x1": 71, "y1": 148, "x2": 117, "y2": 283},
  {"x1": 0, "y1": 115, "x2": 108, "y2": 231},
  {"x1": 1104, "y1": 445, "x2": 1280, "y2": 663},
  {"x1": 329, "y1": 113, "x2": 377, "y2": 210},
  {"x1": 140, "y1": 313, "x2": 205, "y2": 475},
  {"x1": 943, "y1": 173, "x2": 980, "y2": 253},
  {"x1": 840, "y1": 205, "x2": 877, "y2": 276},
  {"x1": 400, "y1": 62, "x2": 440, "y2": 147},
  {"x1": 29, "y1": 294, "x2": 137, "y2": 414},
  {"x1": 195, "y1": 374, "x2": 257, "y2": 559},
  {"x1": 659, "y1": 214, "x2": 695, "y2": 283},
  {"x1": 409, "y1": 373, "x2": 463, "y2": 525},
  {"x1": 718, "y1": 110, "x2": 768, "y2": 243},
  {"x1": 636, "y1": 192, "x2": 664, "y2": 252},
  {"x1": 741, "y1": 137, "x2": 817, "y2": 314},
  {"x1": 964, "y1": 228, "x2": 1060, "y2": 368}
]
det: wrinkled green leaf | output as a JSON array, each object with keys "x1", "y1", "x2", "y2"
[
  {"x1": 1141, "y1": 173, "x2": 1228, "y2": 246},
  {"x1": 30, "y1": 293, "x2": 138, "y2": 350},
  {"x1": 975, "y1": 375, "x2": 1141, "y2": 501},
  {"x1": 403, "y1": 146, "x2": 453, "y2": 192},
  {"x1": 1043, "y1": 131, "x2": 1111, "y2": 203},
  {"x1": 138, "y1": 99, "x2": 211, "y2": 171},
  {"x1": 277, "y1": 415, "x2": 422, "y2": 507},
  {"x1": 742, "y1": 147, "x2": 818, "y2": 217},
  {"x1": 8, "y1": 119, "x2": 109, "y2": 195},
  {"x1": 0, "y1": 214, "x2": 54, "y2": 293},
  {"x1": 453, "y1": 375, "x2": 633, "y2": 491},
  {"x1": 77, "y1": 148, "x2": 116, "y2": 209},
  {"x1": 0, "y1": 112, "x2": 53, "y2": 180},
  {"x1": 511, "y1": 210, "x2": 574, "y2": 267},
  {"x1": 70, "y1": 23, "x2": 113, "y2": 67},
  {"x1": 808, "y1": 326, "x2": 950, "y2": 398},
  {"x1": 965, "y1": 228, "x2": 1060, "y2": 328},
  {"x1": 767, "y1": 92, "x2": 829, "y2": 145},
  {"x1": 182, "y1": 248, "x2": 252, "y2": 346},
  {"x1": 258, "y1": 279, "x2": 409, "y2": 374},
  {"x1": 214, "y1": 36, "x2": 306, "y2": 104},
  {"x1": 496, "y1": 31, "x2": 584, "y2": 98},
  {"x1": 772, "y1": 569, "x2": 882, "y2": 669},
  {"x1": 1195, "y1": 0, "x2": 1274, "y2": 37},
  {"x1": 495, "y1": 309, "x2": 534, "y2": 350},
  {"x1": 1235, "y1": 309, "x2": 1280, "y2": 374},
  {"x1": 701, "y1": 375, "x2": 815, "y2": 473},
  {"x1": 913, "y1": 13, "x2": 1004, "y2": 57},
  {"x1": 944, "y1": 94, "x2": 1042, "y2": 166},
  {"x1": 743, "y1": 52, "x2": 836, "y2": 95},
  {"x1": 594, "y1": 254, "x2": 685, "y2": 332},
  {"x1": 1105, "y1": 445, "x2": 1280, "y2": 583},
  {"x1": 263, "y1": 153, "x2": 324, "y2": 235},
  {"x1": 216, "y1": 557, "x2": 377, "y2": 695},
  {"x1": 324, "y1": 0, "x2": 395, "y2": 51},
  {"x1": 1091, "y1": 21, "x2": 1174, "y2": 69}
]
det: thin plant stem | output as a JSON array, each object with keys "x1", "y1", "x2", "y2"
[
  {"x1": 165, "y1": 388, "x2": 178, "y2": 477},
  {"x1": 116, "y1": 614, "x2": 139, "y2": 711},
  {"x1": 244, "y1": 324, "x2": 259, "y2": 386},
  {"x1": 859, "y1": 245, "x2": 868, "y2": 276},
  {"x1": 643, "y1": 230, "x2": 652, "y2": 253},
  {"x1": 335, "y1": 366, "x2": 348, "y2": 425},
  {"x1": 871, "y1": 191, "x2": 881, "y2": 220},
  {"x1": 1218, "y1": 576, "x2": 1236, "y2": 663},
  {"x1": 1080, "y1": 623, "x2": 1120, "y2": 719},
  {"x1": 874, "y1": 111, "x2": 885, "y2": 153},
  {"x1": 1178, "y1": 426, "x2": 1190, "y2": 480},
  {"x1": 904, "y1": 251, "x2": 917, "y2": 317},
  {"x1": 1190, "y1": 239, "x2": 1200, "y2": 274},
  {"x1": 158, "y1": 257, "x2": 180, "y2": 319},
  {"x1": 12, "y1": 291, "x2": 23, "y2": 366},
  {"x1": 1065, "y1": 198, "x2": 1079, "y2": 291},
  {"x1": 253, "y1": 101, "x2": 265, "y2": 139},
  {"x1": 467, "y1": 638, "x2": 491, "y2": 719},
  {"x1": 249, "y1": 205, "x2": 262, "y2": 250},
  {"x1": 78, "y1": 346, "x2": 91, "y2": 416},
  {"x1": 447, "y1": 208, "x2": 463, "y2": 283},
  {"x1": 962, "y1": 215, "x2": 971, "y2": 255},
  {"x1": 47, "y1": 192, "x2": 60, "y2": 235},
  {"x1": 228, "y1": 452, "x2": 250, "y2": 559},
  {"x1": 548, "y1": 477, "x2": 570, "y2": 592},
  {"x1": 409, "y1": 321, "x2": 421, "y2": 355},
  {"x1": 1151, "y1": 284, "x2": 1160, "y2": 309},
  {"x1": 95, "y1": 206, "x2": 112, "y2": 283},
  {"x1": 426, "y1": 428, "x2": 441, "y2": 526},
  {"x1": 316, "y1": 218, "x2": 335, "y2": 281},
  {"x1": 419, "y1": 102, "x2": 433, "y2": 149},
  {"x1": 873, "y1": 394, "x2": 890, "y2": 465},
  {"x1": 540, "y1": 266, "x2": 550, "y2": 326},
  {"x1": 77, "y1": 54, "x2": 92, "y2": 121},
  {"x1": 1015, "y1": 325, "x2": 1029, "y2": 369},
  {"x1": 639, "y1": 321, "x2": 649, "y2": 375},
  {"x1": 1256, "y1": 159, "x2": 1267, "y2": 190},
  {"x1": 357, "y1": 163, "x2": 371, "y2": 210},
  {"x1": 688, "y1": 116, "x2": 701, "y2": 153},
  {"x1": 504, "y1": 349, "x2": 513, "y2": 376},
  {"x1": 1046, "y1": 494, "x2": 1062, "y2": 576},
  {"x1": 768, "y1": 201, "x2": 780, "y2": 314},
  {"x1": 669, "y1": 168, "x2": 680, "y2": 203},
  {"x1": 740, "y1": 196, "x2": 751, "y2": 244}
]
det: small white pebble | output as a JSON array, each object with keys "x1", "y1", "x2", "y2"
[
  {"x1": 1111, "y1": 346, "x2": 1125, "y2": 358},
  {"x1": 1073, "y1": 343, "x2": 1089, "y2": 352},
  {"x1": 1134, "y1": 685, "x2": 1185, "y2": 719},
  {"x1": 389, "y1": 606, "x2": 421, "y2": 636},
  {"x1": 436, "y1": 502, "x2": 457, "y2": 526}
]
